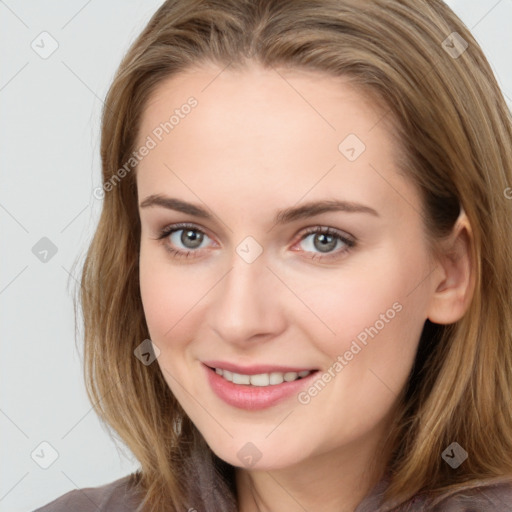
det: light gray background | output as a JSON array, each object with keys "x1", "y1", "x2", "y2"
[{"x1": 1, "y1": 1, "x2": 511, "y2": 511}]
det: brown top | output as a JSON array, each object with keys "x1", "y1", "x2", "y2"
[
  {"x1": 33, "y1": 474, "x2": 143, "y2": 512},
  {"x1": 33, "y1": 472, "x2": 512, "y2": 511}
]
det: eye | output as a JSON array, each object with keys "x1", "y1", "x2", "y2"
[
  {"x1": 155, "y1": 223, "x2": 356, "y2": 262},
  {"x1": 294, "y1": 226, "x2": 355, "y2": 260},
  {"x1": 156, "y1": 223, "x2": 213, "y2": 259}
]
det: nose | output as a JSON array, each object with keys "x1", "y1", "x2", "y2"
[{"x1": 207, "y1": 249, "x2": 286, "y2": 346}]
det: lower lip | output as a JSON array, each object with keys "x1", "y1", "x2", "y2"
[{"x1": 203, "y1": 364, "x2": 318, "y2": 411}]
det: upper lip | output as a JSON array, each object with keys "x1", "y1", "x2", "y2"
[{"x1": 202, "y1": 360, "x2": 318, "y2": 375}]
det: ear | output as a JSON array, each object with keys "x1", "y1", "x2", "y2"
[{"x1": 426, "y1": 209, "x2": 476, "y2": 325}]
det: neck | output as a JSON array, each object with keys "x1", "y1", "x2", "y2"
[{"x1": 235, "y1": 429, "x2": 392, "y2": 512}]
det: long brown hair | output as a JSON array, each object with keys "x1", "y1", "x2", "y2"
[{"x1": 79, "y1": 1, "x2": 512, "y2": 510}]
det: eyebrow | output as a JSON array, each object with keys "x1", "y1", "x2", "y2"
[{"x1": 139, "y1": 194, "x2": 379, "y2": 224}]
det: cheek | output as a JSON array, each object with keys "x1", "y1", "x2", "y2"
[
  {"x1": 139, "y1": 247, "x2": 187, "y2": 341},
  {"x1": 139, "y1": 246, "x2": 220, "y2": 348},
  {"x1": 139, "y1": 255, "x2": 205, "y2": 400},
  {"x1": 303, "y1": 270, "x2": 414, "y2": 346},
  {"x1": 317, "y1": 250, "x2": 428, "y2": 396},
  {"x1": 289, "y1": 261, "x2": 427, "y2": 443},
  {"x1": 299, "y1": 245, "x2": 430, "y2": 383}
]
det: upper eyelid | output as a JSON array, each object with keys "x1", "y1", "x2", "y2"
[{"x1": 158, "y1": 222, "x2": 213, "y2": 241}]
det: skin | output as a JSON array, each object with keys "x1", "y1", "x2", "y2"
[{"x1": 136, "y1": 61, "x2": 474, "y2": 512}]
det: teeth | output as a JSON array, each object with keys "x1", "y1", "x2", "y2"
[
  {"x1": 232, "y1": 372, "x2": 250, "y2": 385},
  {"x1": 250, "y1": 373, "x2": 270, "y2": 386},
  {"x1": 214, "y1": 368, "x2": 313, "y2": 387},
  {"x1": 269, "y1": 372, "x2": 284, "y2": 385}
]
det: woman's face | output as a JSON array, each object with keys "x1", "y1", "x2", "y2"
[{"x1": 136, "y1": 62, "x2": 439, "y2": 471}]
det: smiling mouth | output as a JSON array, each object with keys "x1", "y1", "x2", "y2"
[{"x1": 206, "y1": 365, "x2": 319, "y2": 387}]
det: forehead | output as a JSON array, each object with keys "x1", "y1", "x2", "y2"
[
  {"x1": 138, "y1": 63, "x2": 391, "y2": 146},
  {"x1": 135, "y1": 63, "x2": 417, "y2": 220}
]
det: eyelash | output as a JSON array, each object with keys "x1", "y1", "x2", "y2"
[{"x1": 155, "y1": 222, "x2": 356, "y2": 261}]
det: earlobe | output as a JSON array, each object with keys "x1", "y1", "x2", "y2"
[{"x1": 426, "y1": 210, "x2": 476, "y2": 325}]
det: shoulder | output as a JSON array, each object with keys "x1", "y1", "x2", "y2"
[
  {"x1": 32, "y1": 473, "x2": 144, "y2": 512},
  {"x1": 428, "y1": 477, "x2": 512, "y2": 511},
  {"x1": 359, "y1": 475, "x2": 512, "y2": 512}
]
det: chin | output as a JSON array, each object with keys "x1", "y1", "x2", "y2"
[{"x1": 204, "y1": 436, "x2": 308, "y2": 471}]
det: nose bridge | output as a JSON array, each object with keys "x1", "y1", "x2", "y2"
[{"x1": 209, "y1": 247, "x2": 280, "y2": 343}]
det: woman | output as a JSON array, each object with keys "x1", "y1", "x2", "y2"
[{"x1": 35, "y1": 0, "x2": 512, "y2": 510}]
